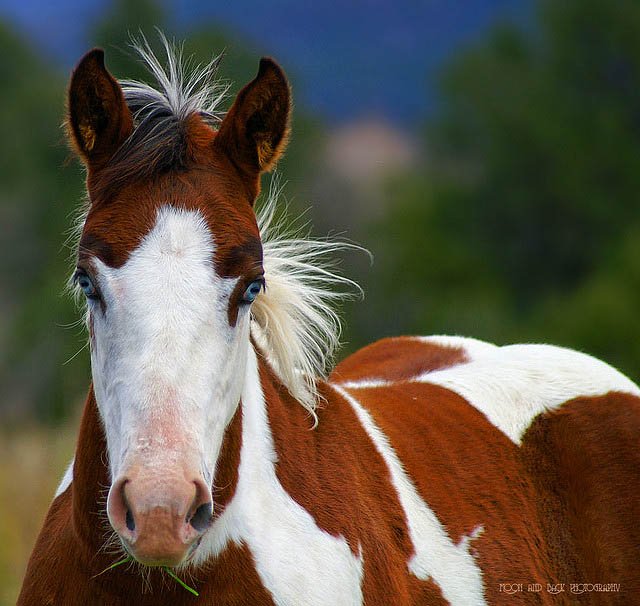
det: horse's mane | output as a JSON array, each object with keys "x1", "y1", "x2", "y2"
[
  {"x1": 101, "y1": 35, "x2": 228, "y2": 193},
  {"x1": 73, "y1": 36, "x2": 362, "y2": 420},
  {"x1": 252, "y1": 182, "x2": 361, "y2": 418}
]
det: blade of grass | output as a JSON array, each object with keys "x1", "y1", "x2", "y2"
[
  {"x1": 92, "y1": 556, "x2": 133, "y2": 578},
  {"x1": 163, "y1": 566, "x2": 200, "y2": 596}
]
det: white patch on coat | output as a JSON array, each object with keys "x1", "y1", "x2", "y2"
[
  {"x1": 421, "y1": 343, "x2": 640, "y2": 444},
  {"x1": 54, "y1": 458, "x2": 74, "y2": 499},
  {"x1": 332, "y1": 384, "x2": 487, "y2": 606},
  {"x1": 416, "y1": 335, "x2": 499, "y2": 361},
  {"x1": 193, "y1": 347, "x2": 364, "y2": 605},
  {"x1": 88, "y1": 206, "x2": 247, "y2": 487}
]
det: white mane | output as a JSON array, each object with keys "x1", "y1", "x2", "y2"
[
  {"x1": 252, "y1": 182, "x2": 362, "y2": 419},
  {"x1": 121, "y1": 33, "x2": 228, "y2": 124}
]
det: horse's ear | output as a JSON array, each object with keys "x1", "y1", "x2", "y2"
[
  {"x1": 67, "y1": 49, "x2": 133, "y2": 166},
  {"x1": 215, "y1": 57, "x2": 291, "y2": 178}
]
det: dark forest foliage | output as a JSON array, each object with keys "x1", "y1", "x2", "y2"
[{"x1": 361, "y1": 0, "x2": 640, "y2": 380}]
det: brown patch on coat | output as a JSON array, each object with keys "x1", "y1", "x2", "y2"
[
  {"x1": 521, "y1": 392, "x2": 640, "y2": 604},
  {"x1": 331, "y1": 336, "x2": 468, "y2": 383},
  {"x1": 350, "y1": 380, "x2": 564, "y2": 604},
  {"x1": 213, "y1": 405, "x2": 242, "y2": 512}
]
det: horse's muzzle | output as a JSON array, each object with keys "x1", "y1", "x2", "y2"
[{"x1": 107, "y1": 471, "x2": 213, "y2": 567}]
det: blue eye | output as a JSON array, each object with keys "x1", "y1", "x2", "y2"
[
  {"x1": 75, "y1": 270, "x2": 99, "y2": 300},
  {"x1": 242, "y1": 278, "x2": 264, "y2": 304}
]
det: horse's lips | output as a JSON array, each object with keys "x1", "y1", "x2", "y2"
[{"x1": 116, "y1": 526, "x2": 205, "y2": 567}]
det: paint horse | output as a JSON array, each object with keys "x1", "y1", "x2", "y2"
[{"x1": 18, "y1": 40, "x2": 640, "y2": 606}]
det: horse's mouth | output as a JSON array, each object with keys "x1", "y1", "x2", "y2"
[{"x1": 117, "y1": 534, "x2": 203, "y2": 568}]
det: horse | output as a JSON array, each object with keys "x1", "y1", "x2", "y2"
[{"x1": 18, "y1": 38, "x2": 640, "y2": 605}]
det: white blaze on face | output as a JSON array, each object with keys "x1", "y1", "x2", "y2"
[{"x1": 88, "y1": 206, "x2": 248, "y2": 488}]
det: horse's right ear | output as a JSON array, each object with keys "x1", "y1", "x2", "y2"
[{"x1": 67, "y1": 49, "x2": 133, "y2": 167}]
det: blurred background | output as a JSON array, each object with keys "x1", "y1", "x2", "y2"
[{"x1": 2, "y1": 0, "x2": 640, "y2": 601}]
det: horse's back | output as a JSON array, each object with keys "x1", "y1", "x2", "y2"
[
  {"x1": 330, "y1": 335, "x2": 497, "y2": 384},
  {"x1": 331, "y1": 336, "x2": 640, "y2": 603}
]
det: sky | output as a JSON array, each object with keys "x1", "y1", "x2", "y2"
[{"x1": 1, "y1": 0, "x2": 532, "y2": 126}]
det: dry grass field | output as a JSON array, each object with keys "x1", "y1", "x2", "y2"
[{"x1": 0, "y1": 423, "x2": 76, "y2": 605}]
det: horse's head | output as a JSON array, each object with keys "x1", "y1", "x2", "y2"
[{"x1": 67, "y1": 42, "x2": 290, "y2": 567}]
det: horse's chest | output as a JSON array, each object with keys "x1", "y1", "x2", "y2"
[{"x1": 208, "y1": 480, "x2": 365, "y2": 605}]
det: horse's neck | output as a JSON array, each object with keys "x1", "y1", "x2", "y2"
[
  {"x1": 71, "y1": 388, "x2": 110, "y2": 549},
  {"x1": 219, "y1": 344, "x2": 316, "y2": 503},
  {"x1": 188, "y1": 345, "x2": 323, "y2": 564}
]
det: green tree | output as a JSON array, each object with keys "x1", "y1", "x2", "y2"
[
  {"x1": 0, "y1": 22, "x2": 87, "y2": 422},
  {"x1": 368, "y1": 0, "x2": 640, "y2": 378}
]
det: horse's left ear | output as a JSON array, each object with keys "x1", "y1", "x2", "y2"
[
  {"x1": 67, "y1": 49, "x2": 133, "y2": 167},
  {"x1": 215, "y1": 57, "x2": 291, "y2": 179}
]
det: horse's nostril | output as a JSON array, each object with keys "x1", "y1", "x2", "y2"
[
  {"x1": 125, "y1": 509, "x2": 136, "y2": 532},
  {"x1": 189, "y1": 502, "x2": 213, "y2": 532}
]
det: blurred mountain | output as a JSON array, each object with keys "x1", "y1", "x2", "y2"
[
  {"x1": 325, "y1": 118, "x2": 418, "y2": 185},
  {"x1": 1, "y1": 0, "x2": 531, "y2": 125},
  {"x1": 312, "y1": 118, "x2": 419, "y2": 234}
]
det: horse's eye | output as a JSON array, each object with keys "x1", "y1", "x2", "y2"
[
  {"x1": 241, "y1": 279, "x2": 264, "y2": 304},
  {"x1": 75, "y1": 270, "x2": 99, "y2": 300}
]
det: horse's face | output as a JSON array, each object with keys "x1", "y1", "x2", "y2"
[
  {"x1": 81, "y1": 176, "x2": 261, "y2": 567},
  {"x1": 68, "y1": 48, "x2": 290, "y2": 566}
]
